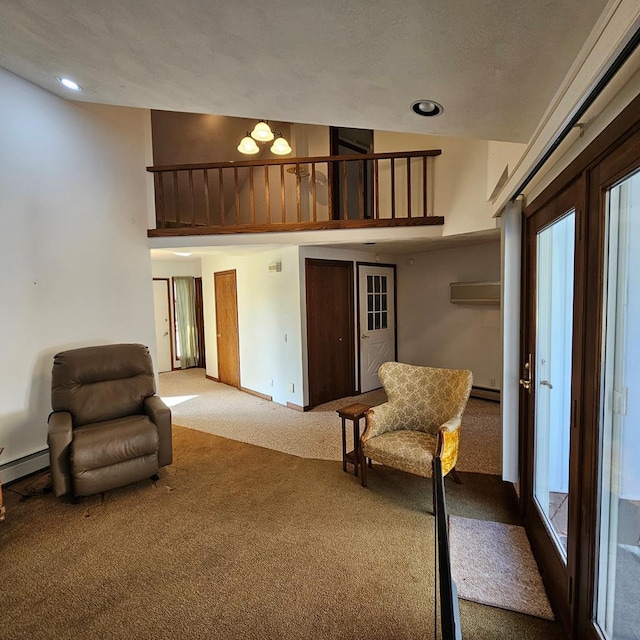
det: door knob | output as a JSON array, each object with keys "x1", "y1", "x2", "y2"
[
  {"x1": 163, "y1": 331, "x2": 169, "y2": 337},
  {"x1": 540, "y1": 380, "x2": 553, "y2": 389},
  {"x1": 338, "y1": 337, "x2": 343, "y2": 341},
  {"x1": 217, "y1": 333, "x2": 222, "y2": 338},
  {"x1": 520, "y1": 354, "x2": 532, "y2": 392}
]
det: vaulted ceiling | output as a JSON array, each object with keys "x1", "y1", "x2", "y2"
[{"x1": 0, "y1": 0, "x2": 609, "y2": 142}]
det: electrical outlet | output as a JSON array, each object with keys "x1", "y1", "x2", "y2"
[
  {"x1": 288, "y1": 382, "x2": 295, "y2": 393},
  {"x1": 269, "y1": 379, "x2": 273, "y2": 387},
  {"x1": 490, "y1": 377, "x2": 497, "y2": 388}
]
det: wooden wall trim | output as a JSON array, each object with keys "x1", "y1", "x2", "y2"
[{"x1": 240, "y1": 386, "x2": 273, "y2": 402}]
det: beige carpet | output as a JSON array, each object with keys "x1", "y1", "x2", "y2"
[
  {"x1": 449, "y1": 516, "x2": 554, "y2": 620},
  {"x1": 159, "y1": 369, "x2": 501, "y2": 474},
  {"x1": 1, "y1": 427, "x2": 564, "y2": 640}
]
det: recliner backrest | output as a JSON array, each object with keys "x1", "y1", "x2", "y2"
[
  {"x1": 51, "y1": 343, "x2": 156, "y2": 427},
  {"x1": 378, "y1": 362, "x2": 473, "y2": 434}
]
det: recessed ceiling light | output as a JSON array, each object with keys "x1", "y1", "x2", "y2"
[
  {"x1": 57, "y1": 77, "x2": 82, "y2": 91},
  {"x1": 411, "y1": 100, "x2": 443, "y2": 117},
  {"x1": 172, "y1": 252, "x2": 192, "y2": 257}
]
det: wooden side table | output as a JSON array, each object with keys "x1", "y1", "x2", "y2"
[{"x1": 337, "y1": 403, "x2": 370, "y2": 477}]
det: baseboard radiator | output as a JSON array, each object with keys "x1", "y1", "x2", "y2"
[
  {"x1": 470, "y1": 386, "x2": 500, "y2": 402},
  {"x1": 0, "y1": 449, "x2": 49, "y2": 484}
]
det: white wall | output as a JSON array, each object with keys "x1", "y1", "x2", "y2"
[
  {"x1": 374, "y1": 131, "x2": 498, "y2": 237},
  {"x1": 397, "y1": 241, "x2": 501, "y2": 389},
  {"x1": 0, "y1": 69, "x2": 156, "y2": 474},
  {"x1": 201, "y1": 247, "x2": 304, "y2": 406}
]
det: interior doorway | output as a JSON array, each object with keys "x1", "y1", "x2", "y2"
[
  {"x1": 306, "y1": 258, "x2": 355, "y2": 407},
  {"x1": 214, "y1": 270, "x2": 240, "y2": 388},
  {"x1": 330, "y1": 127, "x2": 374, "y2": 220},
  {"x1": 357, "y1": 263, "x2": 396, "y2": 392}
]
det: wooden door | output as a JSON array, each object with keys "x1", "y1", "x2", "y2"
[
  {"x1": 521, "y1": 178, "x2": 585, "y2": 633},
  {"x1": 214, "y1": 270, "x2": 240, "y2": 388},
  {"x1": 306, "y1": 259, "x2": 355, "y2": 407}
]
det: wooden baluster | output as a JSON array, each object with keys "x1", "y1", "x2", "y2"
[
  {"x1": 154, "y1": 173, "x2": 165, "y2": 228},
  {"x1": 296, "y1": 164, "x2": 302, "y2": 222},
  {"x1": 423, "y1": 156, "x2": 428, "y2": 217},
  {"x1": 390, "y1": 158, "x2": 396, "y2": 219},
  {"x1": 173, "y1": 171, "x2": 180, "y2": 225},
  {"x1": 406, "y1": 158, "x2": 411, "y2": 219},
  {"x1": 358, "y1": 160, "x2": 364, "y2": 219},
  {"x1": 311, "y1": 163, "x2": 317, "y2": 222},
  {"x1": 265, "y1": 165, "x2": 270, "y2": 224},
  {"x1": 327, "y1": 161, "x2": 333, "y2": 220},
  {"x1": 342, "y1": 159, "x2": 348, "y2": 220},
  {"x1": 234, "y1": 167, "x2": 240, "y2": 225},
  {"x1": 189, "y1": 169, "x2": 195, "y2": 227},
  {"x1": 203, "y1": 169, "x2": 210, "y2": 226},
  {"x1": 374, "y1": 159, "x2": 379, "y2": 219},
  {"x1": 249, "y1": 167, "x2": 256, "y2": 225},
  {"x1": 219, "y1": 168, "x2": 225, "y2": 226},
  {"x1": 280, "y1": 164, "x2": 286, "y2": 223}
]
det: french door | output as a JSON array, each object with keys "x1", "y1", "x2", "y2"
[
  {"x1": 522, "y1": 102, "x2": 640, "y2": 639},
  {"x1": 521, "y1": 178, "x2": 585, "y2": 631}
]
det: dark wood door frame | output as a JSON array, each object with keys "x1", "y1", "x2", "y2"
[{"x1": 305, "y1": 258, "x2": 355, "y2": 408}]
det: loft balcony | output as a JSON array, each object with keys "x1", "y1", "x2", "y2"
[{"x1": 147, "y1": 149, "x2": 443, "y2": 237}]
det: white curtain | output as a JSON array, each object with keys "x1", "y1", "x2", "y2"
[{"x1": 174, "y1": 276, "x2": 198, "y2": 369}]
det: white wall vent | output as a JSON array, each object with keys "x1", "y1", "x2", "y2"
[{"x1": 449, "y1": 281, "x2": 500, "y2": 305}]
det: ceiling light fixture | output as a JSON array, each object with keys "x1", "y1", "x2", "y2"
[
  {"x1": 237, "y1": 135, "x2": 260, "y2": 155},
  {"x1": 57, "y1": 77, "x2": 82, "y2": 91},
  {"x1": 411, "y1": 99, "x2": 443, "y2": 117},
  {"x1": 238, "y1": 120, "x2": 291, "y2": 156}
]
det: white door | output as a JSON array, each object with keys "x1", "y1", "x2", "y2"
[
  {"x1": 152, "y1": 279, "x2": 172, "y2": 373},
  {"x1": 358, "y1": 265, "x2": 396, "y2": 392}
]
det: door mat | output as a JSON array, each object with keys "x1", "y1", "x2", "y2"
[{"x1": 449, "y1": 515, "x2": 554, "y2": 620}]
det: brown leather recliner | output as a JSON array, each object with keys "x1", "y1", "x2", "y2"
[{"x1": 47, "y1": 343, "x2": 172, "y2": 499}]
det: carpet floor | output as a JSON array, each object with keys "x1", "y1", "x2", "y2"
[
  {"x1": 0, "y1": 427, "x2": 564, "y2": 640},
  {"x1": 158, "y1": 369, "x2": 502, "y2": 475}
]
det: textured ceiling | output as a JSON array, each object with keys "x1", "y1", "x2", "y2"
[{"x1": 0, "y1": 0, "x2": 609, "y2": 142}]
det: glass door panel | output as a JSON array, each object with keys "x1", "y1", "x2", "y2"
[
  {"x1": 596, "y1": 169, "x2": 640, "y2": 639},
  {"x1": 534, "y1": 210, "x2": 575, "y2": 560}
]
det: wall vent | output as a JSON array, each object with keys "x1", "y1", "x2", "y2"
[{"x1": 449, "y1": 281, "x2": 500, "y2": 305}]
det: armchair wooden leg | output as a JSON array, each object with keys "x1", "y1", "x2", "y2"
[
  {"x1": 450, "y1": 467, "x2": 462, "y2": 484},
  {"x1": 360, "y1": 445, "x2": 368, "y2": 487},
  {"x1": 150, "y1": 473, "x2": 160, "y2": 482}
]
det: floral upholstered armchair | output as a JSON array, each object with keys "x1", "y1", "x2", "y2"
[{"x1": 360, "y1": 362, "x2": 473, "y2": 491}]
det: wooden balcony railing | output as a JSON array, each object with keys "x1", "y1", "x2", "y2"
[{"x1": 147, "y1": 149, "x2": 442, "y2": 236}]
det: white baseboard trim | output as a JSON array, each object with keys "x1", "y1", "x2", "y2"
[{"x1": 0, "y1": 450, "x2": 49, "y2": 484}]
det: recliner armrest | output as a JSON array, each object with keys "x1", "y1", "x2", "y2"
[
  {"x1": 144, "y1": 395, "x2": 172, "y2": 467},
  {"x1": 47, "y1": 411, "x2": 73, "y2": 497}
]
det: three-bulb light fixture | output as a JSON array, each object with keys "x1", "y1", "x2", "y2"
[{"x1": 237, "y1": 120, "x2": 292, "y2": 156}]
